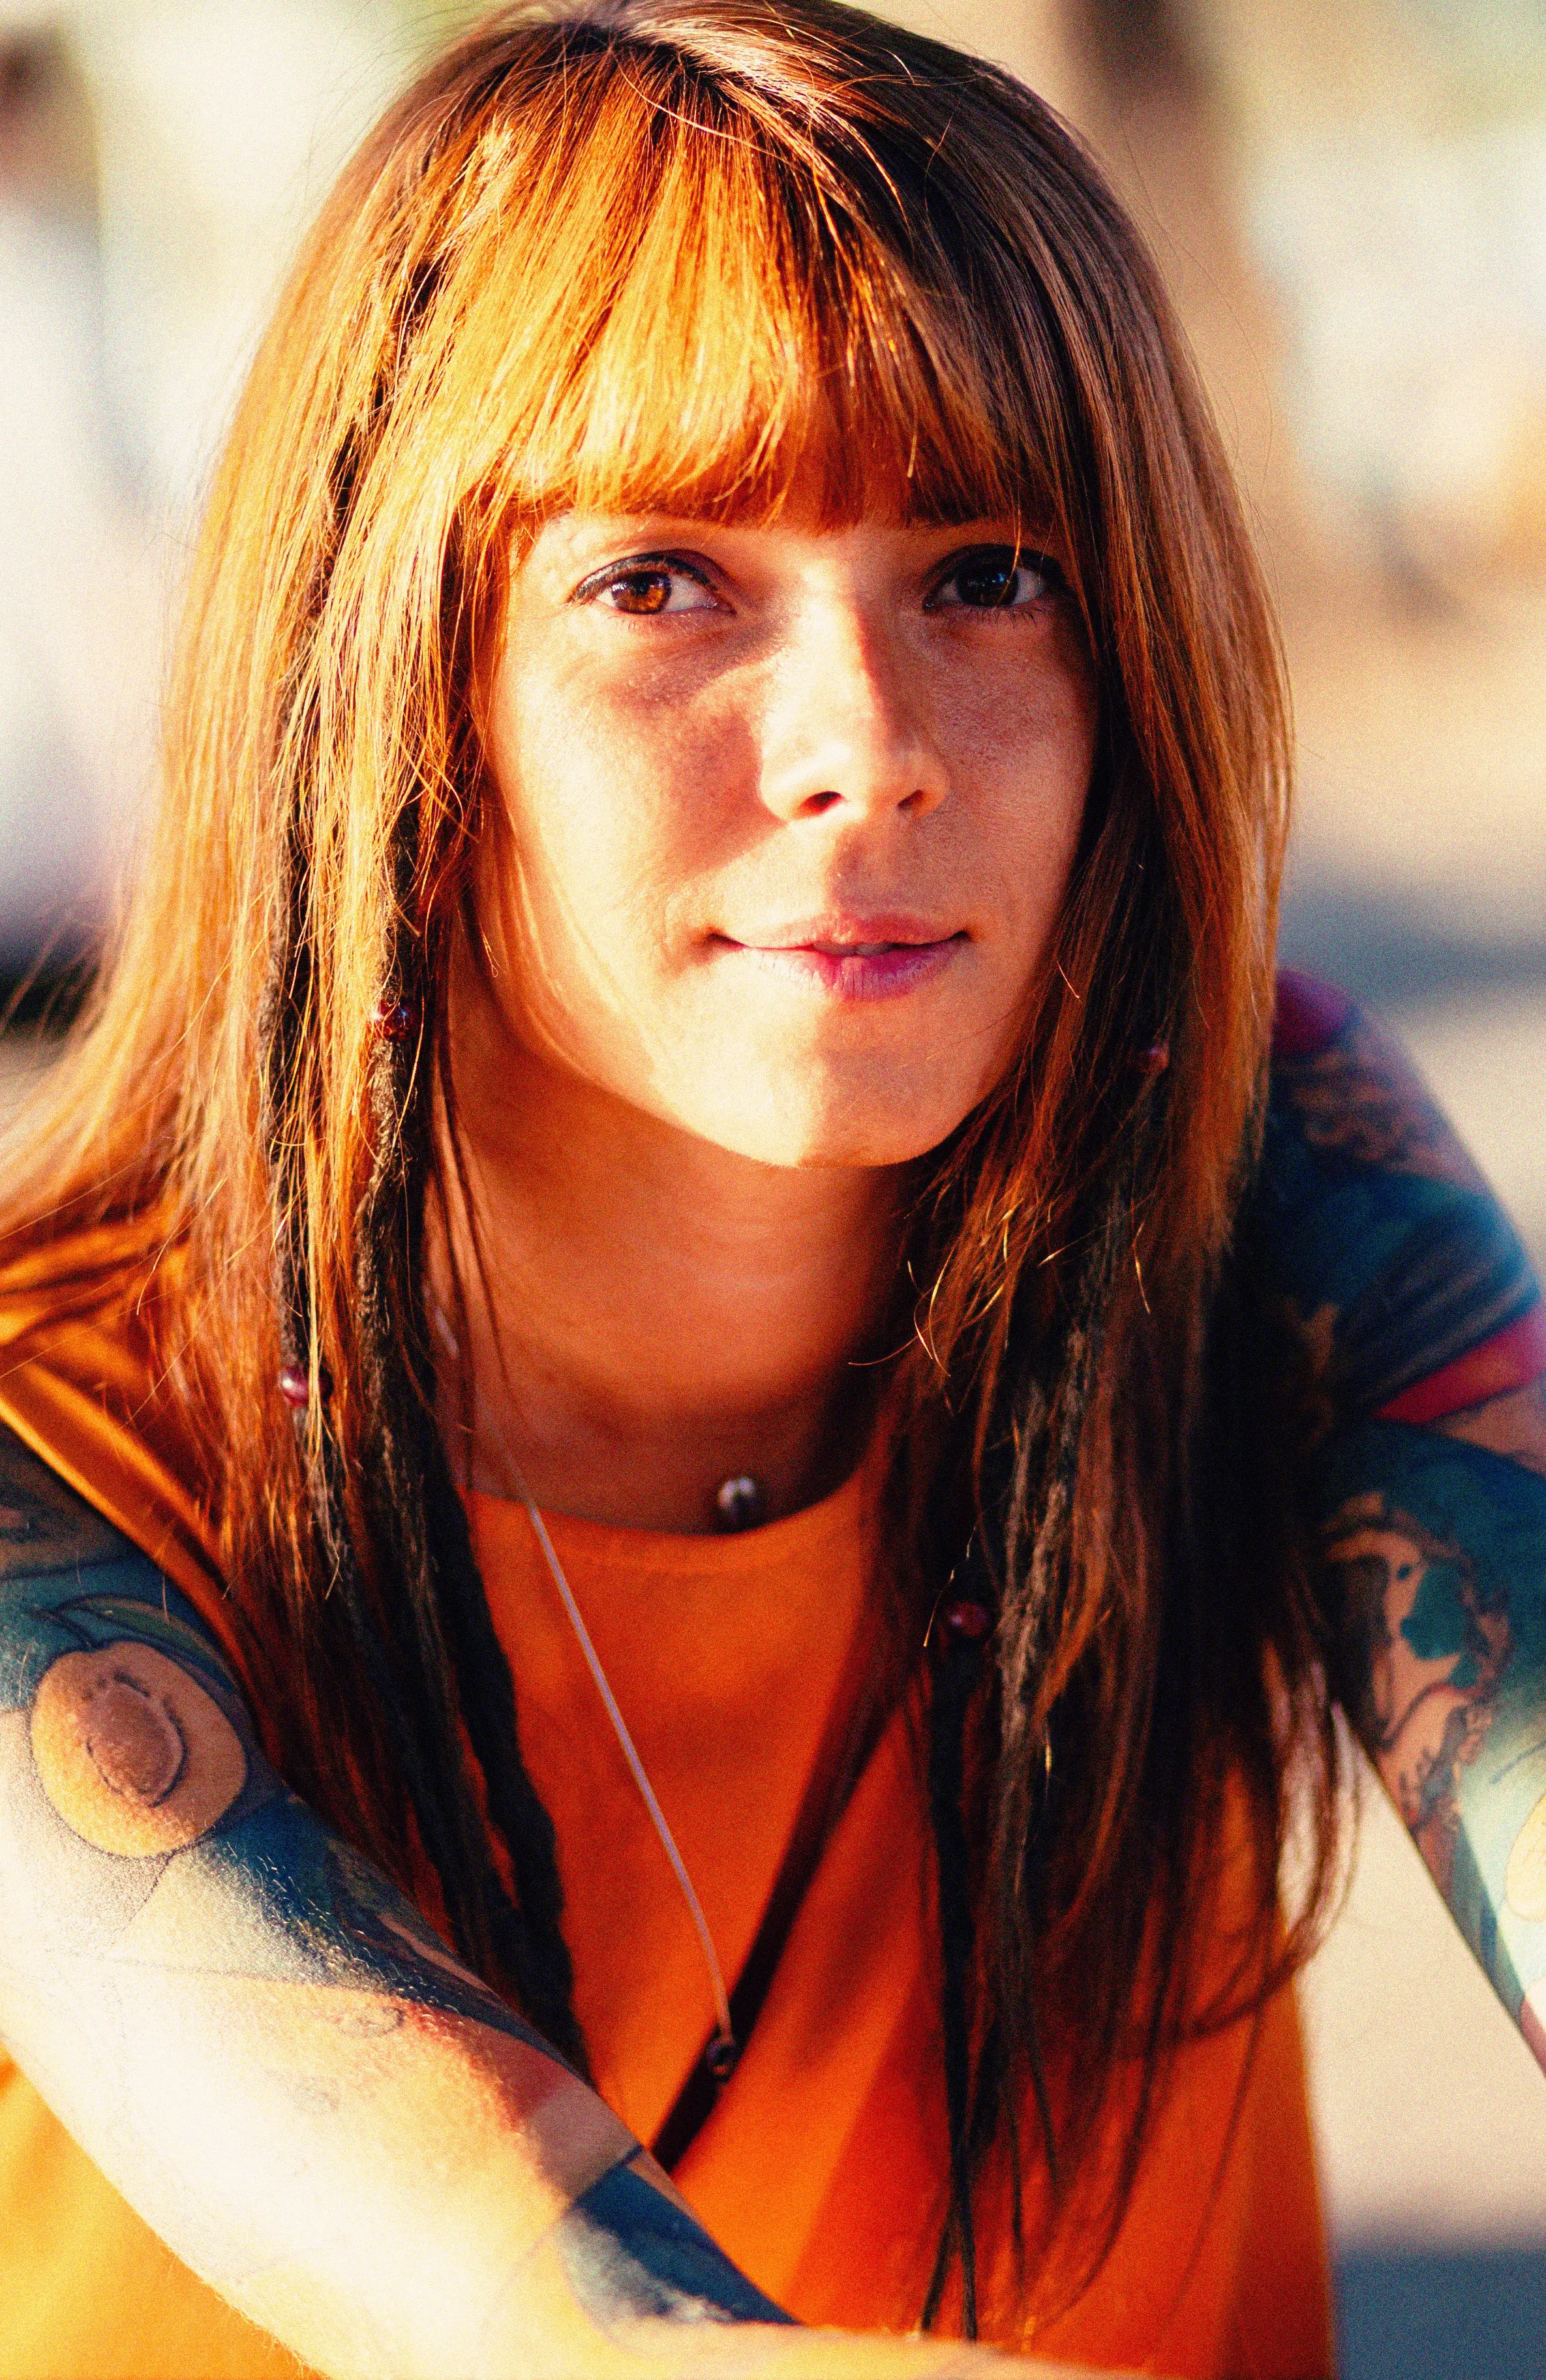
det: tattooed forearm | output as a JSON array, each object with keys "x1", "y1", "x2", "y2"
[
  {"x1": 0, "y1": 1440, "x2": 557, "y2": 2054},
  {"x1": 1263, "y1": 975, "x2": 1546, "y2": 2062},
  {"x1": 0, "y1": 1427, "x2": 805, "y2": 2378},
  {"x1": 551, "y1": 2155, "x2": 790, "y2": 2330},
  {"x1": 1317, "y1": 1433, "x2": 1546, "y2": 2019}
]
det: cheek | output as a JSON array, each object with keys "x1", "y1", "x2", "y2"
[
  {"x1": 483, "y1": 671, "x2": 738, "y2": 1062},
  {"x1": 967, "y1": 666, "x2": 1096, "y2": 973}
]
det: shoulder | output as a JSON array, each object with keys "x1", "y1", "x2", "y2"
[
  {"x1": 1268, "y1": 971, "x2": 1483, "y2": 1187},
  {"x1": 0, "y1": 1416, "x2": 223, "y2": 1688},
  {"x1": 1259, "y1": 969, "x2": 1545, "y2": 1427},
  {"x1": 0, "y1": 1203, "x2": 182, "y2": 1335},
  {"x1": 0, "y1": 1208, "x2": 227, "y2": 1622},
  {"x1": 0, "y1": 1416, "x2": 260, "y2": 1875}
]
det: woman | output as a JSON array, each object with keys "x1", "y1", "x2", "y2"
[{"x1": 1, "y1": 5, "x2": 1543, "y2": 2375}]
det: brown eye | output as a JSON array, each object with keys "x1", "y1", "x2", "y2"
[
  {"x1": 932, "y1": 547, "x2": 1056, "y2": 612},
  {"x1": 574, "y1": 555, "x2": 723, "y2": 616},
  {"x1": 957, "y1": 555, "x2": 1018, "y2": 607},
  {"x1": 606, "y1": 569, "x2": 674, "y2": 615}
]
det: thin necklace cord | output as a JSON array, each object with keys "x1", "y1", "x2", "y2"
[{"x1": 431, "y1": 1304, "x2": 736, "y2": 2063}]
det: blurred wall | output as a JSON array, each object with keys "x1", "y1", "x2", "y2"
[{"x1": 0, "y1": 0, "x2": 416, "y2": 960}]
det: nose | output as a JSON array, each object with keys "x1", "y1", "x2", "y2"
[{"x1": 756, "y1": 599, "x2": 949, "y2": 825}]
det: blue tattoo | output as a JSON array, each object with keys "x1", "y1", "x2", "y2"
[
  {"x1": 559, "y1": 2158, "x2": 793, "y2": 2329},
  {"x1": 1260, "y1": 981, "x2": 1546, "y2": 2049}
]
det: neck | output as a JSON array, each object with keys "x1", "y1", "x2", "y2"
[{"x1": 442, "y1": 987, "x2": 903, "y2": 1533}]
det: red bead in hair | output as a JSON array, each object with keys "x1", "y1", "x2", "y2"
[
  {"x1": 374, "y1": 998, "x2": 417, "y2": 1044},
  {"x1": 277, "y1": 1365, "x2": 310, "y2": 1409},
  {"x1": 943, "y1": 1598, "x2": 993, "y2": 1641}
]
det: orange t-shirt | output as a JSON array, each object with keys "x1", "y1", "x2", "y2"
[{"x1": 0, "y1": 1232, "x2": 1333, "y2": 2377}]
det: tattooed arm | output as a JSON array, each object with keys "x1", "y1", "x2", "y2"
[
  {"x1": 0, "y1": 1430, "x2": 1035, "y2": 2379},
  {"x1": 1260, "y1": 972, "x2": 1546, "y2": 2061}
]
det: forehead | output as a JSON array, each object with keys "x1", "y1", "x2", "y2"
[
  {"x1": 510, "y1": 420, "x2": 1065, "y2": 586},
  {"x1": 455, "y1": 62, "x2": 1087, "y2": 596}
]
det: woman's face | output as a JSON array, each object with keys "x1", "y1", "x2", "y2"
[{"x1": 480, "y1": 510, "x2": 1096, "y2": 1168}]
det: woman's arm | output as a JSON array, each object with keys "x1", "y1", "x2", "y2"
[
  {"x1": 0, "y1": 1423, "x2": 1061, "y2": 2380},
  {"x1": 1260, "y1": 973, "x2": 1546, "y2": 2062}
]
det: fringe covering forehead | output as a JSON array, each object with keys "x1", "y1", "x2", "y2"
[{"x1": 381, "y1": 22, "x2": 1069, "y2": 539}]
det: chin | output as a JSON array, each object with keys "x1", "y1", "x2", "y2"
[{"x1": 686, "y1": 1076, "x2": 973, "y2": 1171}]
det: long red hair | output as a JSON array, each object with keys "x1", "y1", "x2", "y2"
[{"x1": 0, "y1": 0, "x2": 1338, "y2": 2332}]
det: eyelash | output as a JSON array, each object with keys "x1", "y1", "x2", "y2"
[
  {"x1": 571, "y1": 555, "x2": 718, "y2": 615},
  {"x1": 924, "y1": 549, "x2": 1061, "y2": 615},
  {"x1": 569, "y1": 545, "x2": 1064, "y2": 617}
]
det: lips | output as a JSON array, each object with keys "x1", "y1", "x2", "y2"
[
  {"x1": 713, "y1": 918, "x2": 966, "y2": 1002},
  {"x1": 806, "y1": 939, "x2": 918, "y2": 959},
  {"x1": 731, "y1": 913, "x2": 957, "y2": 953}
]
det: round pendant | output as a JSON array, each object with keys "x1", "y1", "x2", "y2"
[
  {"x1": 706, "y1": 2030, "x2": 740, "y2": 2081},
  {"x1": 714, "y1": 1474, "x2": 763, "y2": 1532}
]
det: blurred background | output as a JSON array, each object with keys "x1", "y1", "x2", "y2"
[{"x1": 0, "y1": 0, "x2": 1543, "y2": 2368}]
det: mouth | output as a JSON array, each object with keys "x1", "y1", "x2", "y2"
[{"x1": 712, "y1": 918, "x2": 967, "y2": 1003}]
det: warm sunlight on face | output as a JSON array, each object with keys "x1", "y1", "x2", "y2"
[{"x1": 478, "y1": 511, "x2": 1097, "y2": 1168}]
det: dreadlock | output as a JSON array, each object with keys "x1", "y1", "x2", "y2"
[
  {"x1": 260, "y1": 795, "x2": 584, "y2": 2067},
  {"x1": 919, "y1": 1166, "x2": 1132, "y2": 2333}
]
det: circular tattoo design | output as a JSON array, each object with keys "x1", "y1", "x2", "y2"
[
  {"x1": 31, "y1": 1641, "x2": 247, "y2": 1856},
  {"x1": 1506, "y1": 1790, "x2": 1546, "y2": 1924}
]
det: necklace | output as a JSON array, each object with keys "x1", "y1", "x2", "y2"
[
  {"x1": 432, "y1": 1305, "x2": 741, "y2": 2077},
  {"x1": 517, "y1": 1488, "x2": 739, "y2": 2076}
]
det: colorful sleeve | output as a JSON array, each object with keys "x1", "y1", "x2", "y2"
[{"x1": 1259, "y1": 969, "x2": 1546, "y2": 2052}]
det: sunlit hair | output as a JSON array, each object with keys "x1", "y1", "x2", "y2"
[{"x1": 1, "y1": 0, "x2": 1340, "y2": 2340}]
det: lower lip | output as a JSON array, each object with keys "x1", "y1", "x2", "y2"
[{"x1": 722, "y1": 937, "x2": 964, "y2": 1001}]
